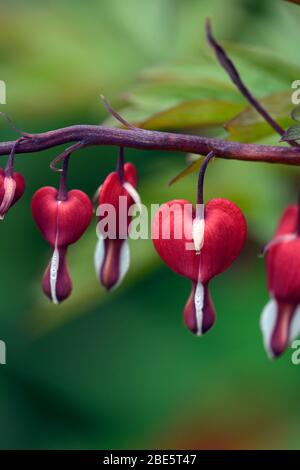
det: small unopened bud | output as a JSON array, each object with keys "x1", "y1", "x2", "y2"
[{"x1": 0, "y1": 169, "x2": 25, "y2": 219}]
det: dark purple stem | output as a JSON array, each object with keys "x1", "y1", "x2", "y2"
[
  {"x1": 197, "y1": 151, "x2": 215, "y2": 205},
  {"x1": 1, "y1": 126, "x2": 300, "y2": 165},
  {"x1": 57, "y1": 155, "x2": 70, "y2": 201},
  {"x1": 206, "y1": 18, "x2": 300, "y2": 148},
  {"x1": 5, "y1": 138, "x2": 23, "y2": 177},
  {"x1": 116, "y1": 146, "x2": 125, "y2": 183}
]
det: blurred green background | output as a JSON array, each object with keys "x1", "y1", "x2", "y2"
[{"x1": 1, "y1": 0, "x2": 300, "y2": 450}]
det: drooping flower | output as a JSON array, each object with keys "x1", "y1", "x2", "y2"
[
  {"x1": 32, "y1": 186, "x2": 93, "y2": 303},
  {"x1": 152, "y1": 198, "x2": 247, "y2": 335},
  {"x1": 94, "y1": 162, "x2": 141, "y2": 290},
  {"x1": 260, "y1": 204, "x2": 300, "y2": 358},
  {"x1": 0, "y1": 167, "x2": 25, "y2": 219}
]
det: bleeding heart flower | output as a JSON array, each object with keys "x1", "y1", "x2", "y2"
[
  {"x1": 32, "y1": 186, "x2": 93, "y2": 303},
  {"x1": 0, "y1": 168, "x2": 25, "y2": 219},
  {"x1": 152, "y1": 198, "x2": 247, "y2": 335},
  {"x1": 260, "y1": 204, "x2": 300, "y2": 358},
  {"x1": 94, "y1": 162, "x2": 141, "y2": 290}
]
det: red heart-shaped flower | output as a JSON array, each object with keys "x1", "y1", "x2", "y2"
[
  {"x1": 152, "y1": 198, "x2": 246, "y2": 335},
  {"x1": 32, "y1": 186, "x2": 93, "y2": 247},
  {"x1": 32, "y1": 186, "x2": 93, "y2": 303}
]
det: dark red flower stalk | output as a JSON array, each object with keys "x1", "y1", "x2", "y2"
[
  {"x1": 95, "y1": 150, "x2": 141, "y2": 290},
  {"x1": 152, "y1": 152, "x2": 246, "y2": 335},
  {"x1": 260, "y1": 204, "x2": 300, "y2": 358},
  {"x1": 32, "y1": 157, "x2": 93, "y2": 303}
]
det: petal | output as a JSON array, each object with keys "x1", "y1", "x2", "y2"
[
  {"x1": 123, "y1": 182, "x2": 142, "y2": 214},
  {"x1": 260, "y1": 298, "x2": 278, "y2": 358},
  {"x1": 260, "y1": 298, "x2": 300, "y2": 358},
  {"x1": 96, "y1": 238, "x2": 130, "y2": 290},
  {"x1": 183, "y1": 281, "x2": 215, "y2": 335},
  {"x1": 42, "y1": 246, "x2": 72, "y2": 303},
  {"x1": 0, "y1": 176, "x2": 16, "y2": 219},
  {"x1": 152, "y1": 198, "x2": 246, "y2": 283},
  {"x1": 32, "y1": 188, "x2": 93, "y2": 246},
  {"x1": 94, "y1": 232, "x2": 105, "y2": 278},
  {"x1": 192, "y1": 204, "x2": 205, "y2": 253}
]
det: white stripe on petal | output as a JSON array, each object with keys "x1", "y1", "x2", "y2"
[
  {"x1": 192, "y1": 218, "x2": 205, "y2": 254},
  {"x1": 123, "y1": 182, "x2": 142, "y2": 214},
  {"x1": 194, "y1": 281, "x2": 204, "y2": 336},
  {"x1": 94, "y1": 233, "x2": 105, "y2": 278},
  {"x1": 50, "y1": 243, "x2": 59, "y2": 304},
  {"x1": 49, "y1": 201, "x2": 61, "y2": 304},
  {"x1": 262, "y1": 233, "x2": 297, "y2": 255},
  {"x1": 260, "y1": 298, "x2": 277, "y2": 358},
  {"x1": 113, "y1": 239, "x2": 130, "y2": 290},
  {"x1": 289, "y1": 304, "x2": 300, "y2": 344},
  {"x1": 192, "y1": 204, "x2": 205, "y2": 254}
]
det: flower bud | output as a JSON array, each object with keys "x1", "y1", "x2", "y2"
[
  {"x1": 0, "y1": 168, "x2": 25, "y2": 219},
  {"x1": 95, "y1": 162, "x2": 141, "y2": 290}
]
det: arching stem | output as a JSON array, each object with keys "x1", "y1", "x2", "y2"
[
  {"x1": 116, "y1": 146, "x2": 125, "y2": 183},
  {"x1": 5, "y1": 138, "x2": 23, "y2": 177},
  {"x1": 197, "y1": 151, "x2": 215, "y2": 205},
  {"x1": 57, "y1": 155, "x2": 70, "y2": 201}
]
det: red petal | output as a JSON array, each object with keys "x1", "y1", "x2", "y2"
[
  {"x1": 98, "y1": 163, "x2": 138, "y2": 238},
  {"x1": 42, "y1": 246, "x2": 72, "y2": 303},
  {"x1": 97, "y1": 238, "x2": 130, "y2": 290},
  {"x1": 152, "y1": 198, "x2": 246, "y2": 283},
  {"x1": 124, "y1": 162, "x2": 137, "y2": 187},
  {"x1": 266, "y1": 204, "x2": 300, "y2": 303},
  {"x1": 0, "y1": 169, "x2": 25, "y2": 217},
  {"x1": 32, "y1": 187, "x2": 93, "y2": 246}
]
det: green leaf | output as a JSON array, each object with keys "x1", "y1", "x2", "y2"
[
  {"x1": 225, "y1": 91, "x2": 294, "y2": 142},
  {"x1": 222, "y1": 42, "x2": 300, "y2": 84},
  {"x1": 281, "y1": 124, "x2": 300, "y2": 142},
  {"x1": 137, "y1": 99, "x2": 245, "y2": 130},
  {"x1": 104, "y1": 99, "x2": 245, "y2": 131},
  {"x1": 125, "y1": 78, "x2": 244, "y2": 109},
  {"x1": 168, "y1": 156, "x2": 203, "y2": 186}
]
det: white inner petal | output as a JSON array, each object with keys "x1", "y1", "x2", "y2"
[
  {"x1": 123, "y1": 182, "x2": 142, "y2": 214},
  {"x1": 263, "y1": 233, "x2": 297, "y2": 255},
  {"x1": 192, "y1": 204, "x2": 205, "y2": 254},
  {"x1": 194, "y1": 281, "x2": 204, "y2": 336},
  {"x1": 260, "y1": 298, "x2": 277, "y2": 358},
  {"x1": 50, "y1": 243, "x2": 60, "y2": 305},
  {"x1": 289, "y1": 304, "x2": 300, "y2": 344},
  {"x1": 49, "y1": 201, "x2": 61, "y2": 304},
  {"x1": 93, "y1": 184, "x2": 102, "y2": 206},
  {"x1": 0, "y1": 176, "x2": 16, "y2": 218},
  {"x1": 94, "y1": 233, "x2": 105, "y2": 278},
  {"x1": 112, "y1": 239, "x2": 130, "y2": 290},
  {"x1": 192, "y1": 218, "x2": 205, "y2": 254}
]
